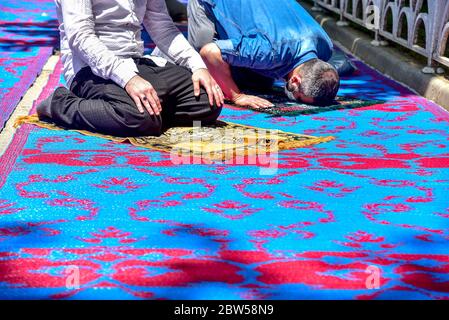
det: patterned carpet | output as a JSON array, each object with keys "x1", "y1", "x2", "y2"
[{"x1": 0, "y1": 1, "x2": 449, "y2": 300}]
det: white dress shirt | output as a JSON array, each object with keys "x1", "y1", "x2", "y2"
[{"x1": 55, "y1": 0, "x2": 207, "y2": 89}]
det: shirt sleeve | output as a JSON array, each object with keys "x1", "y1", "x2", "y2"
[
  {"x1": 143, "y1": 0, "x2": 207, "y2": 72},
  {"x1": 215, "y1": 33, "x2": 282, "y2": 70},
  {"x1": 60, "y1": 0, "x2": 138, "y2": 88}
]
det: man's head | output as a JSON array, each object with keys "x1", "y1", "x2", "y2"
[{"x1": 285, "y1": 59, "x2": 340, "y2": 105}]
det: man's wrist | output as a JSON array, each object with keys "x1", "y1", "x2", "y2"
[
  {"x1": 189, "y1": 52, "x2": 208, "y2": 73},
  {"x1": 230, "y1": 92, "x2": 244, "y2": 102},
  {"x1": 191, "y1": 66, "x2": 208, "y2": 74},
  {"x1": 124, "y1": 74, "x2": 140, "y2": 90}
]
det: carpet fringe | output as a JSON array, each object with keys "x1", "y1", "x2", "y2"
[
  {"x1": 14, "y1": 114, "x2": 42, "y2": 128},
  {"x1": 278, "y1": 135, "x2": 335, "y2": 149}
]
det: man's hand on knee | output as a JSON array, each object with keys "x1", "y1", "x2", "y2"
[
  {"x1": 192, "y1": 68, "x2": 224, "y2": 108},
  {"x1": 125, "y1": 75, "x2": 162, "y2": 116}
]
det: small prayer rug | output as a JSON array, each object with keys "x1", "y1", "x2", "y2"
[
  {"x1": 14, "y1": 115, "x2": 334, "y2": 161},
  {"x1": 232, "y1": 89, "x2": 384, "y2": 116}
]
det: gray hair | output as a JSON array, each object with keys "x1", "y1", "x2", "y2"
[{"x1": 293, "y1": 59, "x2": 340, "y2": 105}]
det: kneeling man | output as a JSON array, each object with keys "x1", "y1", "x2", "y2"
[
  {"x1": 37, "y1": 0, "x2": 224, "y2": 137},
  {"x1": 187, "y1": 0, "x2": 340, "y2": 108}
]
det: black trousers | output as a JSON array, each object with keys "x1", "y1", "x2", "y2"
[
  {"x1": 41, "y1": 58, "x2": 222, "y2": 137},
  {"x1": 165, "y1": 0, "x2": 187, "y2": 22}
]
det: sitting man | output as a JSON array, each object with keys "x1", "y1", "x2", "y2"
[
  {"x1": 186, "y1": 0, "x2": 341, "y2": 108},
  {"x1": 37, "y1": 0, "x2": 224, "y2": 137}
]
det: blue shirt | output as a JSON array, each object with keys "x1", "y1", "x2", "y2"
[{"x1": 200, "y1": 0, "x2": 333, "y2": 79}]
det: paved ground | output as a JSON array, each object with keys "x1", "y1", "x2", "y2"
[{"x1": 0, "y1": 1, "x2": 449, "y2": 300}]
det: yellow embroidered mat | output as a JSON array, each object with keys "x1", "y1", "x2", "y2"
[{"x1": 14, "y1": 115, "x2": 334, "y2": 161}]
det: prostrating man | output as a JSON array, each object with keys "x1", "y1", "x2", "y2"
[
  {"x1": 186, "y1": 0, "x2": 341, "y2": 109},
  {"x1": 37, "y1": 0, "x2": 224, "y2": 137}
]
